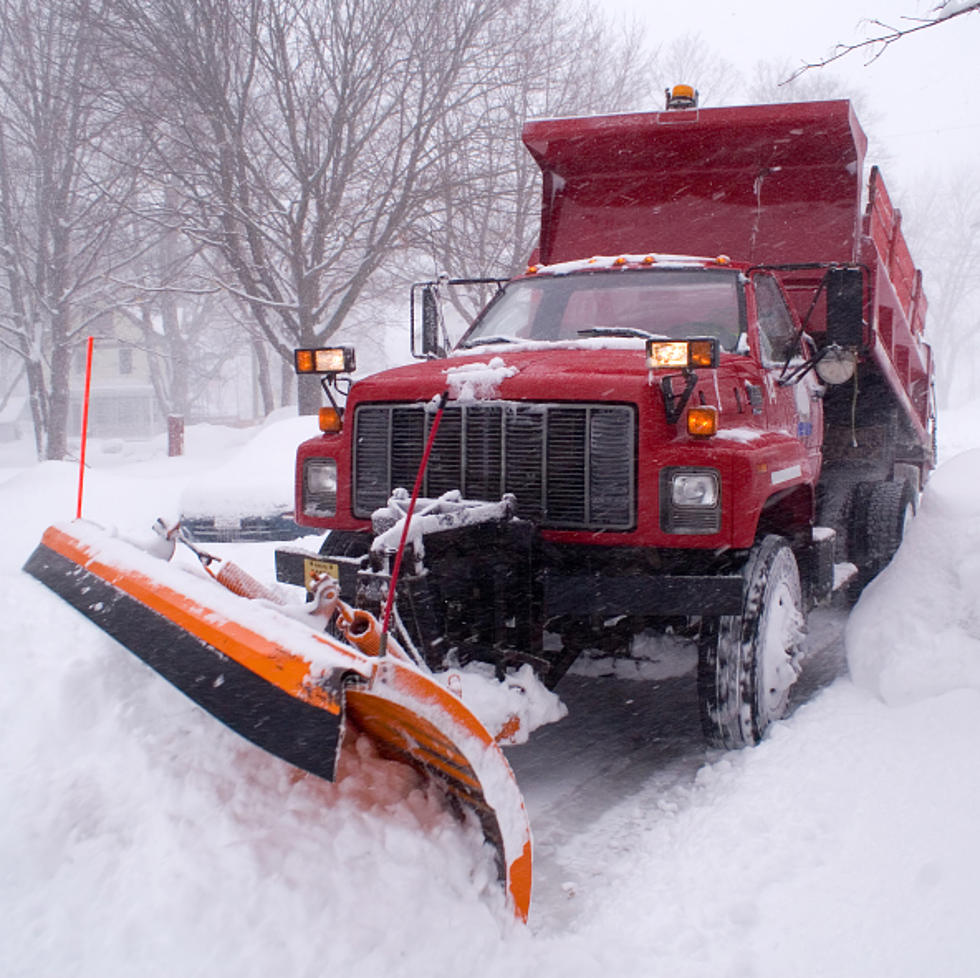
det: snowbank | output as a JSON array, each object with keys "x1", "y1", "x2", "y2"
[
  {"x1": 177, "y1": 413, "x2": 312, "y2": 518},
  {"x1": 846, "y1": 448, "x2": 980, "y2": 705}
]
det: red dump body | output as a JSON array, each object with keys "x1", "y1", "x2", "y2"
[
  {"x1": 523, "y1": 101, "x2": 932, "y2": 443},
  {"x1": 524, "y1": 100, "x2": 867, "y2": 266}
]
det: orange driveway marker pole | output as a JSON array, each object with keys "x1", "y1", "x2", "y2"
[{"x1": 76, "y1": 336, "x2": 94, "y2": 519}]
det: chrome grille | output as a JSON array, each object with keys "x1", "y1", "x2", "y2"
[{"x1": 353, "y1": 402, "x2": 635, "y2": 530}]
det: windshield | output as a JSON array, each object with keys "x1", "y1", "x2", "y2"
[{"x1": 459, "y1": 268, "x2": 745, "y2": 351}]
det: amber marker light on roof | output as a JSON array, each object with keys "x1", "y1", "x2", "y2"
[{"x1": 687, "y1": 406, "x2": 718, "y2": 438}]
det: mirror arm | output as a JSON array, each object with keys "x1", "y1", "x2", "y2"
[
  {"x1": 661, "y1": 370, "x2": 698, "y2": 424},
  {"x1": 777, "y1": 347, "x2": 829, "y2": 387}
]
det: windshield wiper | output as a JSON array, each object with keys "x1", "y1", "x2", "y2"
[
  {"x1": 576, "y1": 327, "x2": 662, "y2": 339},
  {"x1": 460, "y1": 335, "x2": 517, "y2": 347}
]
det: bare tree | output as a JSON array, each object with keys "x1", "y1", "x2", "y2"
[
  {"x1": 0, "y1": 0, "x2": 145, "y2": 458},
  {"x1": 118, "y1": 249, "x2": 240, "y2": 424},
  {"x1": 902, "y1": 167, "x2": 980, "y2": 408},
  {"x1": 786, "y1": 1, "x2": 980, "y2": 81},
  {"x1": 747, "y1": 61, "x2": 858, "y2": 104},
  {"x1": 412, "y1": 2, "x2": 661, "y2": 328},
  {"x1": 97, "y1": 0, "x2": 516, "y2": 413}
]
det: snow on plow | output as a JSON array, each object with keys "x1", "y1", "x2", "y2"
[{"x1": 23, "y1": 519, "x2": 534, "y2": 921}]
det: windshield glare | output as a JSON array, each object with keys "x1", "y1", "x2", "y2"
[{"x1": 460, "y1": 269, "x2": 744, "y2": 351}]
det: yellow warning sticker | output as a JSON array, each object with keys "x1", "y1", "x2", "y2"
[{"x1": 303, "y1": 557, "x2": 340, "y2": 592}]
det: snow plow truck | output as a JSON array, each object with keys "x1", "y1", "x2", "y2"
[
  {"x1": 24, "y1": 92, "x2": 934, "y2": 921},
  {"x1": 277, "y1": 93, "x2": 935, "y2": 750}
]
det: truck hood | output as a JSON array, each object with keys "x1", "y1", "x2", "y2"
[{"x1": 351, "y1": 344, "x2": 658, "y2": 406}]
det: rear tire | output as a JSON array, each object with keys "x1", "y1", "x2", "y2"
[
  {"x1": 698, "y1": 536, "x2": 804, "y2": 748},
  {"x1": 866, "y1": 480, "x2": 915, "y2": 569},
  {"x1": 849, "y1": 480, "x2": 916, "y2": 592}
]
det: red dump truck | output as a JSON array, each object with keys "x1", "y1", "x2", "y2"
[{"x1": 277, "y1": 96, "x2": 935, "y2": 748}]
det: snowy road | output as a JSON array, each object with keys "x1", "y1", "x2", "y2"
[{"x1": 512, "y1": 605, "x2": 849, "y2": 932}]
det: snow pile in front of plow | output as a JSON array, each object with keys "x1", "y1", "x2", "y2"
[
  {"x1": 445, "y1": 662, "x2": 567, "y2": 744},
  {"x1": 846, "y1": 448, "x2": 980, "y2": 705}
]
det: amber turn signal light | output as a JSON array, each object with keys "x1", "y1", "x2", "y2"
[
  {"x1": 687, "y1": 406, "x2": 717, "y2": 437},
  {"x1": 318, "y1": 407, "x2": 342, "y2": 433}
]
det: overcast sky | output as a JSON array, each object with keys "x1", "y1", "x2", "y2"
[{"x1": 599, "y1": 0, "x2": 979, "y2": 193}]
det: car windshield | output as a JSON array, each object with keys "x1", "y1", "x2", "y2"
[{"x1": 459, "y1": 268, "x2": 745, "y2": 351}]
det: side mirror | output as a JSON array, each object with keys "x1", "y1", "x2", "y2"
[
  {"x1": 825, "y1": 267, "x2": 864, "y2": 348},
  {"x1": 421, "y1": 285, "x2": 444, "y2": 358}
]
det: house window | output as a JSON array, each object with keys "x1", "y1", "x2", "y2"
[{"x1": 119, "y1": 346, "x2": 134, "y2": 375}]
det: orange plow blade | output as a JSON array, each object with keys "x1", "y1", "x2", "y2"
[{"x1": 23, "y1": 520, "x2": 532, "y2": 921}]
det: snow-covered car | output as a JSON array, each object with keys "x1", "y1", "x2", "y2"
[{"x1": 178, "y1": 414, "x2": 311, "y2": 542}]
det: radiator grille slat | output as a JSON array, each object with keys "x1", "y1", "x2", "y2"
[
  {"x1": 390, "y1": 408, "x2": 423, "y2": 490},
  {"x1": 546, "y1": 409, "x2": 587, "y2": 525},
  {"x1": 426, "y1": 409, "x2": 462, "y2": 497},
  {"x1": 504, "y1": 409, "x2": 544, "y2": 520},
  {"x1": 590, "y1": 407, "x2": 635, "y2": 524},
  {"x1": 463, "y1": 406, "x2": 504, "y2": 500},
  {"x1": 353, "y1": 402, "x2": 634, "y2": 530},
  {"x1": 354, "y1": 408, "x2": 393, "y2": 508}
]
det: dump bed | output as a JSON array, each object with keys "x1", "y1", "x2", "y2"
[
  {"x1": 522, "y1": 99, "x2": 933, "y2": 448},
  {"x1": 522, "y1": 100, "x2": 867, "y2": 266}
]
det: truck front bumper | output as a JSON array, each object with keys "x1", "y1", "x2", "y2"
[
  {"x1": 276, "y1": 545, "x2": 746, "y2": 620},
  {"x1": 542, "y1": 570, "x2": 744, "y2": 618}
]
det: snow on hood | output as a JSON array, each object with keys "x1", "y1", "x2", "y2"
[
  {"x1": 443, "y1": 356, "x2": 518, "y2": 401},
  {"x1": 846, "y1": 448, "x2": 980, "y2": 706}
]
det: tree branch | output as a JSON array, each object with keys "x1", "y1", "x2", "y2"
[{"x1": 783, "y1": 1, "x2": 980, "y2": 82}]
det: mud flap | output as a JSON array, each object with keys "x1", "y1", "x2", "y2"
[{"x1": 23, "y1": 521, "x2": 532, "y2": 921}]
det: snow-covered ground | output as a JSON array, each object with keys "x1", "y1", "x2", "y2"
[{"x1": 3, "y1": 403, "x2": 980, "y2": 977}]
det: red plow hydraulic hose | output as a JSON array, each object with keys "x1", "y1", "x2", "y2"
[{"x1": 380, "y1": 390, "x2": 449, "y2": 641}]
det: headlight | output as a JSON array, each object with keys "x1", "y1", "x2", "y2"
[
  {"x1": 661, "y1": 467, "x2": 721, "y2": 534},
  {"x1": 672, "y1": 472, "x2": 719, "y2": 506},
  {"x1": 303, "y1": 459, "x2": 337, "y2": 517}
]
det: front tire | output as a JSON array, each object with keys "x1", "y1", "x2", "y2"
[{"x1": 698, "y1": 536, "x2": 805, "y2": 748}]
